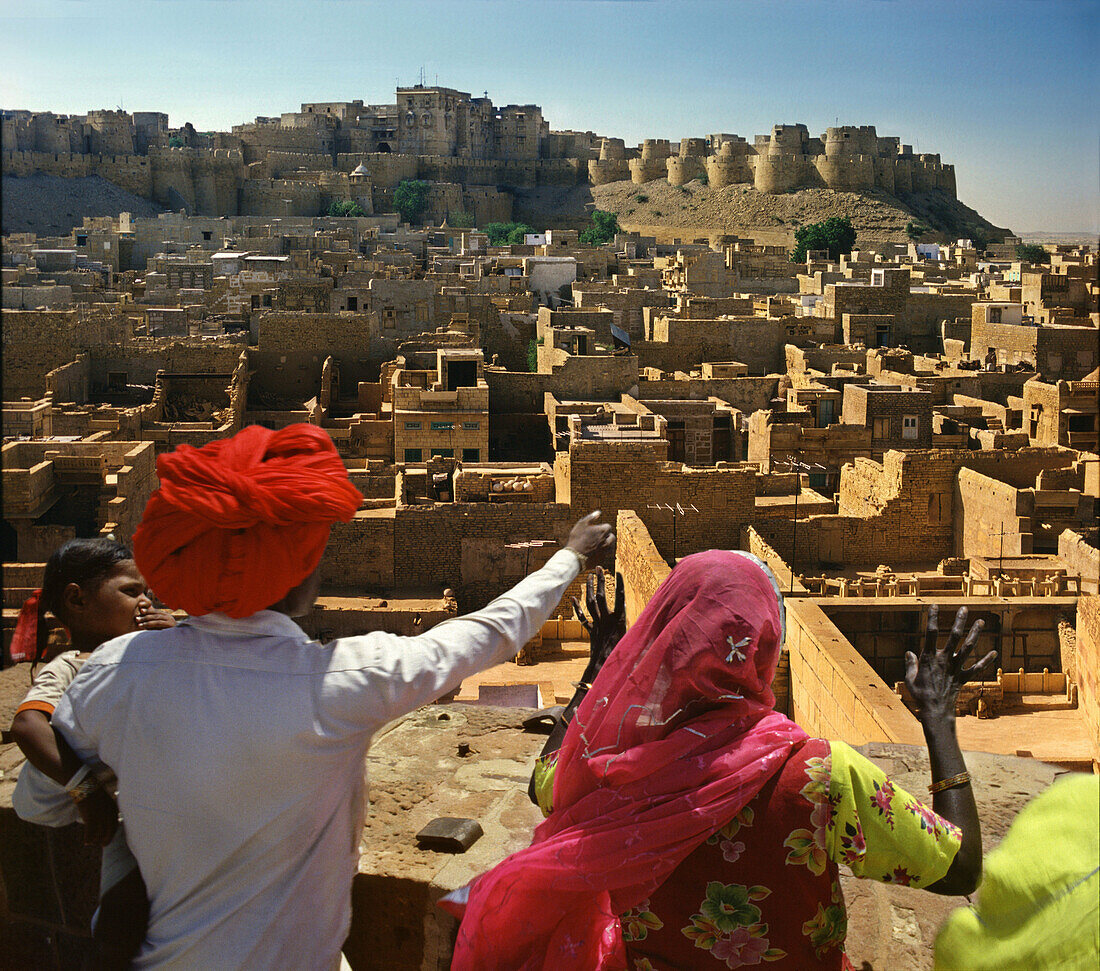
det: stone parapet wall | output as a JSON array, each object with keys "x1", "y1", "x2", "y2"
[
  {"x1": 614, "y1": 509, "x2": 672, "y2": 626},
  {"x1": 1076, "y1": 596, "x2": 1100, "y2": 768},
  {"x1": 786, "y1": 599, "x2": 923, "y2": 745}
]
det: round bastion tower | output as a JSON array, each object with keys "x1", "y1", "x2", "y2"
[
  {"x1": 813, "y1": 126, "x2": 875, "y2": 191},
  {"x1": 752, "y1": 125, "x2": 812, "y2": 193},
  {"x1": 666, "y1": 137, "x2": 707, "y2": 185},
  {"x1": 705, "y1": 138, "x2": 754, "y2": 188},
  {"x1": 588, "y1": 137, "x2": 630, "y2": 185},
  {"x1": 629, "y1": 139, "x2": 671, "y2": 184}
]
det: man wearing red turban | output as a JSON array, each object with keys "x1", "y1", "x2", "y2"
[{"x1": 49, "y1": 423, "x2": 614, "y2": 969}]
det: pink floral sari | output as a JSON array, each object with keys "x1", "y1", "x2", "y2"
[{"x1": 450, "y1": 550, "x2": 807, "y2": 970}]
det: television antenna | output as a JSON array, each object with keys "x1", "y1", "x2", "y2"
[
  {"x1": 646, "y1": 502, "x2": 699, "y2": 561},
  {"x1": 505, "y1": 539, "x2": 557, "y2": 575}
]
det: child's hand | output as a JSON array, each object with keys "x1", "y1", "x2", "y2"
[
  {"x1": 77, "y1": 788, "x2": 120, "y2": 847},
  {"x1": 136, "y1": 605, "x2": 177, "y2": 630}
]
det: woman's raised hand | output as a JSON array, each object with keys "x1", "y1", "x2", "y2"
[{"x1": 904, "y1": 605, "x2": 998, "y2": 724}]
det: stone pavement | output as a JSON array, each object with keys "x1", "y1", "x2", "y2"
[{"x1": 0, "y1": 698, "x2": 1069, "y2": 970}]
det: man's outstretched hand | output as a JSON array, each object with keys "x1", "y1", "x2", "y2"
[
  {"x1": 566, "y1": 511, "x2": 615, "y2": 565},
  {"x1": 573, "y1": 567, "x2": 626, "y2": 674}
]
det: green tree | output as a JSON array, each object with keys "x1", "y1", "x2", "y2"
[
  {"x1": 393, "y1": 180, "x2": 430, "y2": 224},
  {"x1": 579, "y1": 209, "x2": 620, "y2": 246},
  {"x1": 695, "y1": 171, "x2": 708, "y2": 186},
  {"x1": 526, "y1": 339, "x2": 539, "y2": 372},
  {"x1": 789, "y1": 216, "x2": 857, "y2": 262},
  {"x1": 1015, "y1": 243, "x2": 1049, "y2": 264},
  {"x1": 905, "y1": 221, "x2": 930, "y2": 241},
  {"x1": 484, "y1": 222, "x2": 535, "y2": 246},
  {"x1": 167, "y1": 136, "x2": 184, "y2": 148},
  {"x1": 327, "y1": 200, "x2": 366, "y2": 217},
  {"x1": 447, "y1": 210, "x2": 475, "y2": 229}
]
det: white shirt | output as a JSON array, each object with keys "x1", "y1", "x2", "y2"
[{"x1": 53, "y1": 549, "x2": 581, "y2": 970}]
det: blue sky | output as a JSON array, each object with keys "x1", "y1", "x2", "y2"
[{"x1": 2, "y1": 0, "x2": 1097, "y2": 232}]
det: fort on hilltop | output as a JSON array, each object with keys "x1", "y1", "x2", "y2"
[{"x1": 4, "y1": 86, "x2": 958, "y2": 226}]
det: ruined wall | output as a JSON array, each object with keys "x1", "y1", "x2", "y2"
[
  {"x1": 955, "y1": 467, "x2": 1033, "y2": 558},
  {"x1": 1060, "y1": 529, "x2": 1100, "y2": 596},
  {"x1": 751, "y1": 447, "x2": 1077, "y2": 572},
  {"x1": 638, "y1": 317, "x2": 785, "y2": 376},
  {"x1": 45, "y1": 354, "x2": 92, "y2": 404},
  {"x1": 323, "y1": 514, "x2": 395, "y2": 588},
  {"x1": 636, "y1": 376, "x2": 779, "y2": 415},
  {"x1": 484, "y1": 355, "x2": 639, "y2": 413},
  {"x1": 559, "y1": 441, "x2": 758, "y2": 559},
  {"x1": 392, "y1": 501, "x2": 575, "y2": 605},
  {"x1": 1, "y1": 309, "x2": 133, "y2": 398}
]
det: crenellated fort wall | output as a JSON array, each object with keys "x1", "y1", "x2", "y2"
[{"x1": 3, "y1": 114, "x2": 957, "y2": 220}]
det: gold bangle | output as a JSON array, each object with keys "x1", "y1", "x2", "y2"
[{"x1": 929, "y1": 771, "x2": 971, "y2": 794}]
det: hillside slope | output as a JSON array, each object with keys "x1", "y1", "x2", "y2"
[
  {"x1": 514, "y1": 180, "x2": 1011, "y2": 247},
  {"x1": 1, "y1": 174, "x2": 164, "y2": 236}
]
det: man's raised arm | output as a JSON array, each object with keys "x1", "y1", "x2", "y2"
[{"x1": 326, "y1": 512, "x2": 615, "y2": 727}]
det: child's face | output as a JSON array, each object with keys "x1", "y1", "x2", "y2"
[{"x1": 68, "y1": 560, "x2": 154, "y2": 645}]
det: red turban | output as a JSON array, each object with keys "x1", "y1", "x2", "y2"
[{"x1": 133, "y1": 424, "x2": 363, "y2": 618}]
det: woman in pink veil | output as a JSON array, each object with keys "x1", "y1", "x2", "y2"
[{"x1": 449, "y1": 550, "x2": 993, "y2": 970}]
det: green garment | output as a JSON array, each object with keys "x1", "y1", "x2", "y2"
[{"x1": 934, "y1": 773, "x2": 1100, "y2": 971}]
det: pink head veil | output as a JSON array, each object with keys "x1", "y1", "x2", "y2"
[{"x1": 451, "y1": 550, "x2": 808, "y2": 970}]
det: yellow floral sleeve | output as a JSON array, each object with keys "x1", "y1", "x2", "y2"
[
  {"x1": 826, "y1": 741, "x2": 961, "y2": 889},
  {"x1": 532, "y1": 753, "x2": 557, "y2": 817}
]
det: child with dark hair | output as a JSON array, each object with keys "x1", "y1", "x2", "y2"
[{"x1": 9, "y1": 537, "x2": 176, "y2": 969}]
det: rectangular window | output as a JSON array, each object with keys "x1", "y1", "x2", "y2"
[
  {"x1": 404, "y1": 421, "x2": 421, "y2": 430},
  {"x1": 873, "y1": 417, "x2": 890, "y2": 439},
  {"x1": 431, "y1": 448, "x2": 454, "y2": 458},
  {"x1": 902, "y1": 415, "x2": 919, "y2": 440},
  {"x1": 462, "y1": 421, "x2": 480, "y2": 430},
  {"x1": 430, "y1": 421, "x2": 454, "y2": 430},
  {"x1": 462, "y1": 448, "x2": 479, "y2": 462},
  {"x1": 989, "y1": 307, "x2": 1002, "y2": 323},
  {"x1": 403, "y1": 448, "x2": 422, "y2": 462},
  {"x1": 346, "y1": 296, "x2": 357, "y2": 312}
]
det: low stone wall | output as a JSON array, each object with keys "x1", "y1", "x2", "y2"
[
  {"x1": 786, "y1": 599, "x2": 923, "y2": 745},
  {"x1": 614, "y1": 510, "x2": 671, "y2": 627},
  {"x1": 1076, "y1": 595, "x2": 1100, "y2": 768}
]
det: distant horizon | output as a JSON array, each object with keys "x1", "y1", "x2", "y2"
[{"x1": 2, "y1": 0, "x2": 1097, "y2": 234}]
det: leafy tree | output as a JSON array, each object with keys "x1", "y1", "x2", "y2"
[
  {"x1": 393, "y1": 179, "x2": 430, "y2": 224},
  {"x1": 696, "y1": 171, "x2": 708, "y2": 186},
  {"x1": 905, "y1": 221, "x2": 930, "y2": 241},
  {"x1": 447, "y1": 210, "x2": 475, "y2": 229},
  {"x1": 484, "y1": 222, "x2": 535, "y2": 246},
  {"x1": 526, "y1": 339, "x2": 540, "y2": 372},
  {"x1": 579, "y1": 209, "x2": 620, "y2": 246},
  {"x1": 167, "y1": 136, "x2": 184, "y2": 148},
  {"x1": 1015, "y1": 243, "x2": 1049, "y2": 264},
  {"x1": 327, "y1": 200, "x2": 366, "y2": 217},
  {"x1": 789, "y1": 216, "x2": 857, "y2": 262}
]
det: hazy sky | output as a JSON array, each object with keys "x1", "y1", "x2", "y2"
[{"x1": 2, "y1": 0, "x2": 1097, "y2": 232}]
